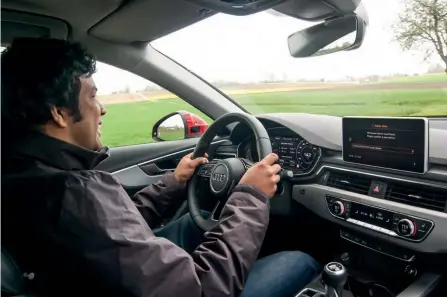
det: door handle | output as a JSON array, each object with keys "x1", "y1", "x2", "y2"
[{"x1": 139, "y1": 163, "x2": 175, "y2": 176}]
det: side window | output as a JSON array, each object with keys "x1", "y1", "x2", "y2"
[{"x1": 94, "y1": 62, "x2": 212, "y2": 147}]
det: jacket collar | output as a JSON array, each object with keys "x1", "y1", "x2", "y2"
[{"x1": 7, "y1": 131, "x2": 110, "y2": 171}]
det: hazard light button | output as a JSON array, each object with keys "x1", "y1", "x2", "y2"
[{"x1": 368, "y1": 181, "x2": 387, "y2": 198}]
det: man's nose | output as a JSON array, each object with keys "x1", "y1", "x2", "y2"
[{"x1": 100, "y1": 104, "x2": 107, "y2": 116}]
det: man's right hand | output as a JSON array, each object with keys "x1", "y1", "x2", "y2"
[{"x1": 239, "y1": 153, "x2": 281, "y2": 198}]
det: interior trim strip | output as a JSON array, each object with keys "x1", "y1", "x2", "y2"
[
  {"x1": 316, "y1": 165, "x2": 447, "y2": 189},
  {"x1": 112, "y1": 139, "x2": 228, "y2": 174},
  {"x1": 396, "y1": 273, "x2": 441, "y2": 297},
  {"x1": 340, "y1": 230, "x2": 416, "y2": 262}
]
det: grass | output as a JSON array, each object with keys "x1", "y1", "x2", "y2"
[
  {"x1": 100, "y1": 76, "x2": 447, "y2": 147},
  {"x1": 374, "y1": 73, "x2": 446, "y2": 84},
  {"x1": 157, "y1": 129, "x2": 186, "y2": 141},
  {"x1": 102, "y1": 98, "x2": 212, "y2": 147},
  {"x1": 236, "y1": 88, "x2": 447, "y2": 116}
]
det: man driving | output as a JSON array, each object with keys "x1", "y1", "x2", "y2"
[{"x1": 2, "y1": 37, "x2": 320, "y2": 297}]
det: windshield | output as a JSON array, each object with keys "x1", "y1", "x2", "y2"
[{"x1": 152, "y1": 0, "x2": 447, "y2": 116}]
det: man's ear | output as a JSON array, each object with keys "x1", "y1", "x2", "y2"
[{"x1": 49, "y1": 106, "x2": 70, "y2": 128}]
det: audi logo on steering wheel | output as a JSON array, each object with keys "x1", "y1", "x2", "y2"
[{"x1": 212, "y1": 173, "x2": 226, "y2": 183}]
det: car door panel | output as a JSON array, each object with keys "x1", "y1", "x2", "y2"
[
  {"x1": 96, "y1": 138, "x2": 202, "y2": 173},
  {"x1": 96, "y1": 138, "x2": 231, "y2": 194}
]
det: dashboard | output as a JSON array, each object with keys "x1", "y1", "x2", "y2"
[{"x1": 223, "y1": 114, "x2": 447, "y2": 257}]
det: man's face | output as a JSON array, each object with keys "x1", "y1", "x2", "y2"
[{"x1": 69, "y1": 76, "x2": 106, "y2": 151}]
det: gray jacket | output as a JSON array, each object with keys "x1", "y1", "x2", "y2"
[{"x1": 2, "y1": 132, "x2": 270, "y2": 297}]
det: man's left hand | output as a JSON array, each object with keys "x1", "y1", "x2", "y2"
[{"x1": 173, "y1": 153, "x2": 209, "y2": 184}]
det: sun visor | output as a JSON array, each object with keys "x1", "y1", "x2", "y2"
[
  {"x1": 89, "y1": 0, "x2": 215, "y2": 43},
  {"x1": 273, "y1": 0, "x2": 362, "y2": 22},
  {"x1": 1, "y1": 10, "x2": 69, "y2": 45}
]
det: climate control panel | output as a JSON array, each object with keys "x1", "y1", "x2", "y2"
[{"x1": 326, "y1": 195, "x2": 434, "y2": 242}]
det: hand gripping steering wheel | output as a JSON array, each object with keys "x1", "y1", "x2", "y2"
[{"x1": 187, "y1": 112, "x2": 272, "y2": 232}]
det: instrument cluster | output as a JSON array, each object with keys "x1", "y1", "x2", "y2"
[{"x1": 237, "y1": 129, "x2": 321, "y2": 175}]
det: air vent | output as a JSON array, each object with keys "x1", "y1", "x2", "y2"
[
  {"x1": 326, "y1": 171, "x2": 372, "y2": 195},
  {"x1": 386, "y1": 183, "x2": 447, "y2": 212}
]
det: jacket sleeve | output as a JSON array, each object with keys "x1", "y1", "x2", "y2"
[
  {"x1": 131, "y1": 172, "x2": 186, "y2": 227},
  {"x1": 60, "y1": 171, "x2": 270, "y2": 297}
]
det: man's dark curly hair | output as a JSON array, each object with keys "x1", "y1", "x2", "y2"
[{"x1": 1, "y1": 37, "x2": 97, "y2": 133}]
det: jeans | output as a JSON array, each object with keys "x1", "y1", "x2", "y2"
[{"x1": 154, "y1": 213, "x2": 321, "y2": 297}]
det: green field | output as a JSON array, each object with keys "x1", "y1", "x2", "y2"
[
  {"x1": 157, "y1": 129, "x2": 186, "y2": 141},
  {"x1": 101, "y1": 78, "x2": 447, "y2": 147},
  {"x1": 374, "y1": 73, "x2": 447, "y2": 84},
  {"x1": 101, "y1": 99, "x2": 212, "y2": 146}
]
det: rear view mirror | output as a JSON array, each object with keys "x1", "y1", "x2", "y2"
[
  {"x1": 152, "y1": 111, "x2": 209, "y2": 142},
  {"x1": 288, "y1": 14, "x2": 367, "y2": 58}
]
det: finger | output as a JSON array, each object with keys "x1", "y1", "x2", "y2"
[
  {"x1": 261, "y1": 153, "x2": 279, "y2": 165},
  {"x1": 270, "y1": 164, "x2": 281, "y2": 175},
  {"x1": 272, "y1": 174, "x2": 280, "y2": 184},
  {"x1": 191, "y1": 157, "x2": 208, "y2": 167},
  {"x1": 188, "y1": 152, "x2": 207, "y2": 160}
]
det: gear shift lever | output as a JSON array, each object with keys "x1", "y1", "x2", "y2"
[{"x1": 322, "y1": 262, "x2": 348, "y2": 297}]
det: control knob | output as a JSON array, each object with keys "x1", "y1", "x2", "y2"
[
  {"x1": 331, "y1": 201, "x2": 346, "y2": 216},
  {"x1": 397, "y1": 219, "x2": 417, "y2": 237}
]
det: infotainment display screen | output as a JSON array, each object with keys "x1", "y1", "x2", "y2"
[{"x1": 342, "y1": 117, "x2": 429, "y2": 173}]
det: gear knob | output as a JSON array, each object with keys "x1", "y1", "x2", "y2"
[{"x1": 322, "y1": 262, "x2": 347, "y2": 297}]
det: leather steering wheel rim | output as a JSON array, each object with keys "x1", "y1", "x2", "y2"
[{"x1": 187, "y1": 112, "x2": 272, "y2": 231}]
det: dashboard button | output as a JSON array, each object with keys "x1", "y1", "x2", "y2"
[
  {"x1": 347, "y1": 218, "x2": 358, "y2": 224},
  {"x1": 363, "y1": 223, "x2": 373, "y2": 229},
  {"x1": 341, "y1": 231, "x2": 351, "y2": 239},
  {"x1": 368, "y1": 181, "x2": 387, "y2": 198},
  {"x1": 378, "y1": 228, "x2": 389, "y2": 234},
  {"x1": 388, "y1": 230, "x2": 398, "y2": 236},
  {"x1": 397, "y1": 219, "x2": 417, "y2": 237},
  {"x1": 331, "y1": 201, "x2": 346, "y2": 216},
  {"x1": 418, "y1": 221, "x2": 431, "y2": 232}
]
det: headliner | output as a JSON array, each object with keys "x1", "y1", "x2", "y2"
[{"x1": 1, "y1": 0, "x2": 355, "y2": 44}]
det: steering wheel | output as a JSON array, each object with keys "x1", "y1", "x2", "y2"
[{"x1": 187, "y1": 112, "x2": 272, "y2": 232}]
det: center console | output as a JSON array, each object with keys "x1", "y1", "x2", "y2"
[
  {"x1": 295, "y1": 260, "x2": 443, "y2": 297},
  {"x1": 293, "y1": 116, "x2": 444, "y2": 296},
  {"x1": 296, "y1": 262, "x2": 348, "y2": 297}
]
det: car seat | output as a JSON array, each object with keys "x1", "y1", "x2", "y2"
[{"x1": 1, "y1": 247, "x2": 35, "y2": 297}]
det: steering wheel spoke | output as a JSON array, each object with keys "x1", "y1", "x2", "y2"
[
  {"x1": 239, "y1": 158, "x2": 253, "y2": 170},
  {"x1": 197, "y1": 162, "x2": 217, "y2": 178},
  {"x1": 209, "y1": 200, "x2": 223, "y2": 222}
]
